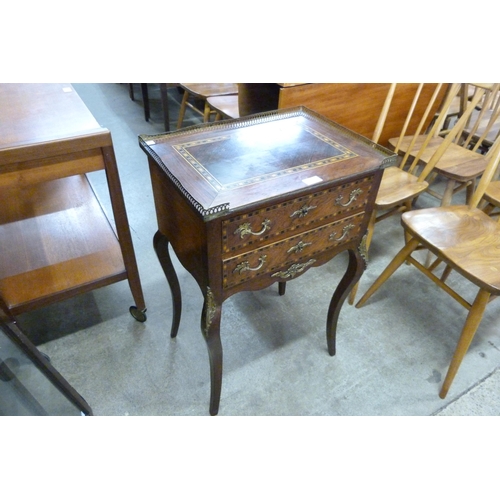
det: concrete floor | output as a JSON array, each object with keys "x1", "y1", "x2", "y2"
[{"x1": 15, "y1": 83, "x2": 500, "y2": 416}]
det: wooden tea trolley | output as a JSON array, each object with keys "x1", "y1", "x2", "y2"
[
  {"x1": 140, "y1": 107, "x2": 396, "y2": 414},
  {"x1": 0, "y1": 84, "x2": 146, "y2": 322}
]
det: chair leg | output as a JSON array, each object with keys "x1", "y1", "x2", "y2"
[
  {"x1": 160, "y1": 83, "x2": 170, "y2": 132},
  {"x1": 348, "y1": 210, "x2": 376, "y2": 305},
  {"x1": 355, "y1": 237, "x2": 420, "y2": 308},
  {"x1": 441, "y1": 179, "x2": 456, "y2": 206},
  {"x1": 465, "y1": 180, "x2": 475, "y2": 204},
  {"x1": 141, "y1": 83, "x2": 150, "y2": 122},
  {"x1": 440, "y1": 265, "x2": 453, "y2": 282},
  {"x1": 439, "y1": 288, "x2": 491, "y2": 398},
  {"x1": 177, "y1": 90, "x2": 189, "y2": 129},
  {"x1": 203, "y1": 102, "x2": 211, "y2": 122},
  {"x1": 481, "y1": 202, "x2": 495, "y2": 215}
]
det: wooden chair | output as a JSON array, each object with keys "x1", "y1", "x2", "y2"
[
  {"x1": 348, "y1": 83, "x2": 462, "y2": 304},
  {"x1": 206, "y1": 83, "x2": 283, "y2": 121},
  {"x1": 206, "y1": 95, "x2": 240, "y2": 121},
  {"x1": 391, "y1": 83, "x2": 500, "y2": 207},
  {"x1": 473, "y1": 87, "x2": 500, "y2": 217},
  {"x1": 482, "y1": 179, "x2": 500, "y2": 217},
  {"x1": 176, "y1": 83, "x2": 238, "y2": 129},
  {"x1": 461, "y1": 83, "x2": 500, "y2": 151},
  {"x1": 355, "y1": 136, "x2": 500, "y2": 399}
]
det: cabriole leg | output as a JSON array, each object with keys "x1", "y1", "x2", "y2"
[
  {"x1": 326, "y1": 247, "x2": 365, "y2": 356},
  {"x1": 153, "y1": 231, "x2": 182, "y2": 338},
  {"x1": 201, "y1": 287, "x2": 223, "y2": 416}
]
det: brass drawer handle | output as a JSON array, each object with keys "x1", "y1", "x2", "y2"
[
  {"x1": 335, "y1": 188, "x2": 363, "y2": 207},
  {"x1": 290, "y1": 203, "x2": 317, "y2": 218},
  {"x1": 271, "y1": 259, "x2": 316, "y2": 279},
  {"x1": 287, "y1": 240, "x2": 312, "y2": 254},
  {"x1": 234, "y1": 219, "x2": 271, "y2": 238},
  {"x1": 329, "y1": 223, "x2": 355, "y2": 242},
  {"x1": 233, "y1": 255, "x2": 267, "y2": 274}
]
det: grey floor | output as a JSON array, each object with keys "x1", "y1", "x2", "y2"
[{"x1": 16, "y1": 83, "x2": 500, "y2": 416}]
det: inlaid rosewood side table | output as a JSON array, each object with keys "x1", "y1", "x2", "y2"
[{"x1": 140, "y1": 107, "x2": 397, "y2": 415}]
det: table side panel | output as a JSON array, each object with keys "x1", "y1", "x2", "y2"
[
  {"x1": 0, "y1": 148, "x2": 106, "y2": 189},
  {"x1": 149, "y1": 160, "x2": 209, "y2": 287},
  {"x1": 0, "y1": 131, "x2": 113, "y2": 166}
]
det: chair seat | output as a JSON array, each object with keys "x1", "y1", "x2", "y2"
[
  {"x1": 179, "y1": 83, "x2": 238, "y2": 99},
  {"x1": 206, "y1": 95, "x2": 240, "y2": 120},
  {"x1": 390, "y1": 135, "x2": 488, "y2": 182},
  {"x1": 483, "y1": 180, "x2": 500, "y2": 204},
  {"x1": 389, "y1": 135, "x2": 441, "y2": 160},
  {"x1": 402, "y1": 205, "x2": 500, "y2": 293},
  {"x1": 376, "y1": 166, "x2": 429, "y2": 208},
  {"x1": 177, "y1": 83, "x2": 239, "y2": 129}
]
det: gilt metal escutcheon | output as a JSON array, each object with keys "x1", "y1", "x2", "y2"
[
  {"x1": 287, "y1": 240, "x2": 312, "y2": 254},
  {"x1": 290, "y1": 204, "x2": 317, "y2": 218}
]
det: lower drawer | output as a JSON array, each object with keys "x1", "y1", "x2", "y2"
[{"x1": 222, "y1": 211, "x2": 365, "y2": 289}]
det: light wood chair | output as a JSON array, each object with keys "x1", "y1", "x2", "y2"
[
  {"x1": 176, "y1": 83, "x2": 238, "y2": 129},
  {"x1": 482, "y1": 180, "x2": 500, "y2": 217},
  {"x1": 348, "y1": 83, "x2": 462, "y2": 304},
  {"x1": 355, "y1": 136, "x2": 500, "y2": 399},
  {"x1": 461, "y1": 83, "x2": 500, "y2": 151},
  {"x1": 391, "y1": 83, "x2": 500, "y2": 207},
  {"x1": 206, "y1": 83, "x2": 283, "y2": 122},
  {"x1": 206, "y1": 95, "x2": 240, "y2": 120},
  {"x1": 474, "y1": 88, "x2": 500, "y2": 217}
]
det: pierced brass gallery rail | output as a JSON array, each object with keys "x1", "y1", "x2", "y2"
[{"x1": 234, "y1": 219, "x2": 271, "y2": 238}]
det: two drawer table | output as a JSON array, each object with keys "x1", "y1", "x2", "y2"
[{"x1": 140, "y1": 107, "x2": 396, "y2": 415}]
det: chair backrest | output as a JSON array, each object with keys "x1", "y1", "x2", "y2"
[
  {"x1": 397, "y1": 83, "x2": 459, "y2": 161},
  {"x1": 372, "y1": 83, "x2": 451, "y2": 148},
  {"x1": 415, "y1": 84, "x2": 492, "y2": 182},
  {"x1": 372, "y1": 83, "x2": 461, "y2": 174},
  {"x1": 456, "y1": 83, "x2": 500, "y2": 154},
  {"x1": 470, "y1": 136, "x2": 500, "y2": 209}
]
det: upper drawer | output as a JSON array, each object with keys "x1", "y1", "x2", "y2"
[{"x1": 222, "y1": 175, "x2": 374, "y2": 255}]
